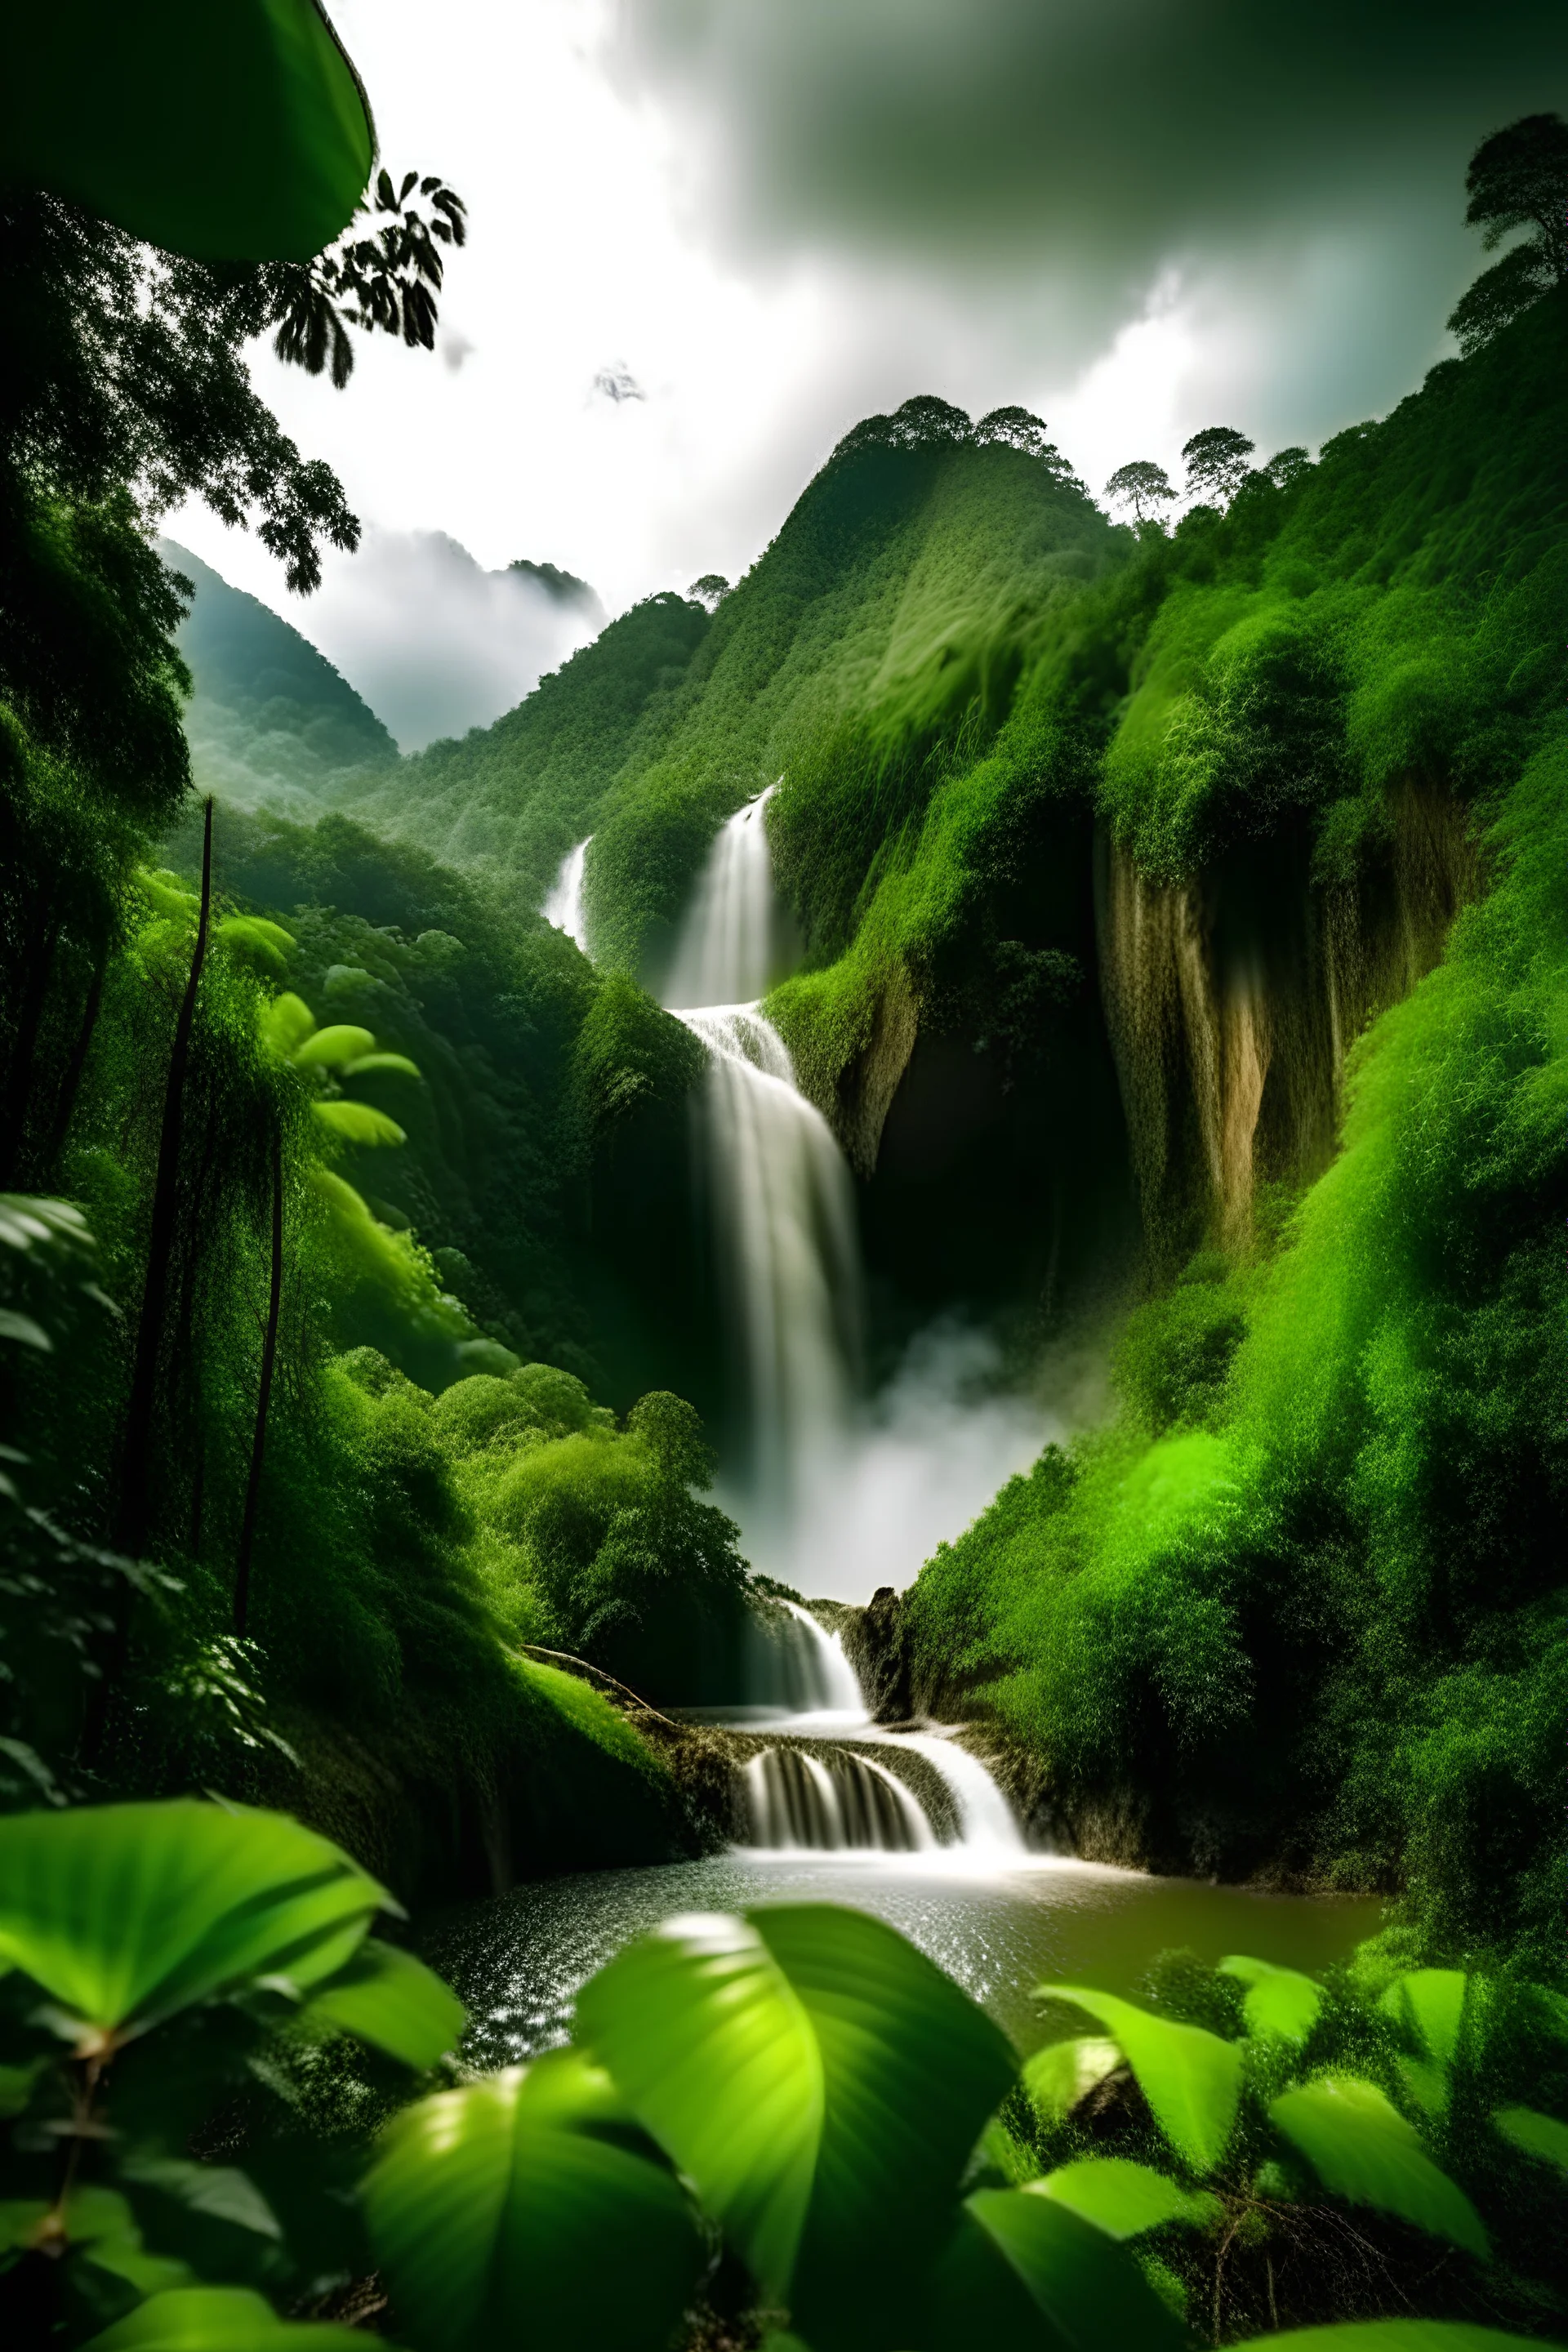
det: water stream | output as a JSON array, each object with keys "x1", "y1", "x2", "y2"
[{"x1": 541, "y1": 835, "x2": 592, "y2": 953}]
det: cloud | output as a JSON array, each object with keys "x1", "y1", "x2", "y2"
[
  {"x1": 292, "y1": 528, "x2": 606, "y2": 751},
  {"x1": 608, "y1": 0, "x2": 1568, "y2": 359}
]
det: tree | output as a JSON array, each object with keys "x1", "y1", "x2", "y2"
[
  {"x1": 689, "y1": 574, "x2": 730, "y2": 611},
  {"x1": 1104, "y1": 460, "x2": 1176, "y2": 526},
  {"x1": 270, "y1": 169, "x2": 468, "y2": 391},
  {"x1": 1263, "y1": 446, "x2": 1312, "y2": 490},
  {"x1": 1446, "y1": 113, "x2": 1568, "y2": 356},
  {"x1": 1181, "y1": 427, "x2": 1256, "y2": 506}
]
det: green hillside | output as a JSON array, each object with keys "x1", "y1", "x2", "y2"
[
  {"x1": 165, "y1": 538, "x2": 396, "y2": 816},
  {"x1": 341, "y1": 589, "x2": 712, "y2": 913}
]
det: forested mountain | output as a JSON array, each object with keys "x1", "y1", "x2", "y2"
[{"x1": 166, "y1": 540, "x2": 397, "y2": 817}]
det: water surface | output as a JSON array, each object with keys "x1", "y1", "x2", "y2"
[{"x1": 428, "y1": 1850, "x2": 1383, "y2": 2070}]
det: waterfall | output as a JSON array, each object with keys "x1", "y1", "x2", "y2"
[
  {"x1": 742, "y1": 1745, "x2": 933, "y2": 1853},
  {"x1": 895, "y1": 1731, "x2": 1028, "y2": 1859},
  {"x1": 664, "y1": 786, "x2": 781, "y2": 1009},
  {"x1": 542, "y1": 836, "x2": 592, "y2": 953},
  {"x1": 777, "y1": 1600, "x2": 865, "y2": 1714},
  {"x1": 666, "y1": 797, "x2": 862, "y2": 1534}
]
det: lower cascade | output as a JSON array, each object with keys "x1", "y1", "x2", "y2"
[{"x1": 735, "y1": 1597, "x2": 1029, "y2": 1859}]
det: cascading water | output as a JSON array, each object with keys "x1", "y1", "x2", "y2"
[
  {"x1": 665, "y1": 800, "x2": 862, "y2": 1541},
  {"x1": 542, "y1": 836, "x2": 592, "y2": 953}
]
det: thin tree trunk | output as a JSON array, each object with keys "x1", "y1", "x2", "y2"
[
  {"x1": 234, "y1": 1124, "x2": 283, "y2": 1638},
  {"x1": 42, "y1": 945, "x2": 105, "y2": 1174},
  {"x1": 84, "y1": 802, "x2": 212, "y2": 1762}
]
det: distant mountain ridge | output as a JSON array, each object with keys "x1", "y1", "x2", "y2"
[{"x1": 163, "y1": 540, "x2": 397, "y2": 819}]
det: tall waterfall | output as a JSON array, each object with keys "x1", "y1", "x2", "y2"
[
  {"x1": 666, "y1": 786, "x2": 1041, "y2": 1597},
  {"x1": 542, "y1": 836, "x2": 592, "y2": 953},
  {"x1": 665, "y1": 795, "x2": 862, "y2": 1543}
]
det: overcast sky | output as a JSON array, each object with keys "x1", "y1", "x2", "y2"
[{"x1": 171, "y1": 0, "x2": 1566, "y2": 741}]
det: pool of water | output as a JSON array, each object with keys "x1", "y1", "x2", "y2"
[{"x1": 425, "y1": 1849, "x2": 1384, "y2": 2070}]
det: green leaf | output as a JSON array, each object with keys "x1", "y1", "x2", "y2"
[
  {"x1": 303, "y1": 1938, "x2": 464, "y2": 2068},
  {"x1": 0, "y1": 1307, "x2": 51, "y2": 1351},
  {"x1": 312, "y1": 1100, "x2": 406, "y2": 1148},
  {"x1": 0, "y1": 2057, "x2": 46, "y2": 2116},
  {"x1": 1269, "y1": 2077, "x2": 1488, "y2": 2256},
  {"x1": 1492, "y1": 2105, "x2": 1568, "y2": 2176},
  {"x1": 362, "y1": 2047, "x2": 702, "y2": 2352},
  {"x1": 119, "y1": 2159, "x2": 281, "y2": 2240},
  {"x1": 927, "y1": 2188, "x2": 1187, "y2": 2352},
  {"x1": 1034, "y1": 1985, "x2": 1243, "y2": 2174},
  {"x1": 341, "y1": 1051, "x2": 422, "y2": 1080},
  {"x1": 260, "y1": 995, "x2": 316, "y2": 1058},
  {"x1": 5, "y1": 0, "x2": 375, "y2": 264},
  {"x1": 216, "y1": 917, "x2": 294, "y2": 978},
  {"x1": 292, "y1": 1024, "x2": 376, "y2": 1070},
  {"x1": 576, "y1": 1904, "x2": 1016, "y2": 2349},
  {"x1": 1228, "y1": 2329, "x2": 1551, "y2": 2352},
  {"x1": 0, "y1": 1799, "x2": 391, "y2": 2043},
  {"x1": 1220, "y1": 1955, "x2": 1324, "y2": 2046},
  {"x1": 1031, "y1": 2158, "x2": 1220, "y2": 2239},
  {"x1": 1379, "y1": 1971, "x2": 1475, "y2": 2078},
  {"x1": 1396, "y1": 2056, "x2": 1452, "y2": 2121},
  {"x1": 81, "y1": 2285, "x2": 368, "y2": 2350},
  {"x1": 1022, "y1": 2036, "x2": 1123, "y2": 2123}
]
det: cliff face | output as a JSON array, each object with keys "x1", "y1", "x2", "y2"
[
  {"x1": 829, "y1": 775, "x2": 1477, "y2": 1284},
  {"x1": 1095, "y1": 780, "x2": 1479, "y2": 1256}
]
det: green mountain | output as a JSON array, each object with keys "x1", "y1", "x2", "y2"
[
  {"x1": 163, "y1": 539, "x2": 397, "y2": 816},
  {"x1": 334, "y1": 318, "x2": 1568, "y2": 1955}
]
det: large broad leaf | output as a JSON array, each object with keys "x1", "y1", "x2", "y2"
[
  {"x1": 312, "y1": 1100, "x2": 406, "y2": 1148},
  {"x1": 1493, "y1": 2105, "x2": 1568, "y2": 2176},
  {"x1": 302, "y1": 1938, "x2": 463, "y2": 2069},
  {"x1": 576, "y1": 1904, "x2": 1016, "y2": 2350},
  {"x1": 1220, "y1": 1955, "x2": 1324, "y2": 2047},
  {"x1": 341, "y1": 1051, "x2": 421, "y2": 1080},
  {"x1": 1379, "y1": 1971, "x2": 1478, "y2": 2116},
  {"x1": 82, "y1": 2285, "x2": 368, "y2": 2350},
  {"x1": 0, "y1": 1801, "x2": 390, "y2": 2045},
  {"x1": 1269, "y1": 2077, "x2": 1488, "y2": 2256},
  {"x1": 3, "y1": 0, "x2": 374, "y2": 263},
  {"x1": 362, "y1": 2047, "x2": 702, "y2": 2352},
  {"x1": 1031, "y1": 2158, "x2": 1220, "y2": 2238},
  {"x1": 1035, "y1": 1985, "x2": 1242, "y2": 2174},
  {"x1": 1229, "y1": 2329, "x2": 1552, "y2": 2352},
  {"x1": 925, "y1": 2188, "x2": 1187, "y2": 2352},
  {"x1": 292, "y1": 1024, "x2": 376, "y2": 1071},
  {"x1": 1022, "y1": 2037, "x2": 1123, "y2": 2123},
  {"x1": 261, "y1": 996, "x2": 316, "y2": 1058}
]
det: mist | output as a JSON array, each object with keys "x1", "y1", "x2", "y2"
[{"x1": 295, "y1": 526, "x2": 605, "y2": 751}]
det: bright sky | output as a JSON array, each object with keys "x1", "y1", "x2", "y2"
[{"x1": 170, "y1": 0, "x2": 1561, "y2": 742}]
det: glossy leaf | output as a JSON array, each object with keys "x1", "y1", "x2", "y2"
[
  {"x1": 927, "y1": 2187, "x2": 1187, "y2": 2352},
  {"x1": 311, "y1": 1100, "x2": 406, "y2": 1147},
  {"x1": 0, "y1": 1800, "x2": 390, "y2": 2042},
  {"x1": 1031, "y1": 2157, "x2": 1220, "y2": 2238},
  {"x1": 302, "y1": 1937, "x2": 464, "y2": 2068},
  {"x1": 1035, "y1": 1984, "x2": 1243, "y2": 2173},
  {"x1": 1022, "y1": 2036, "x2": 1123, "y2": 2123},
  {"x1": 82, "y1": 2285, "x2": 368, "y2": 2350},
  {"x1": 363, "y1": 2047, "x2": 702, "y2": 2352},
  {"x1": 1492, "y1": 2105, "x2": 1568, "y2": 2175},
  {"x1": 341, "y1": 1051, "x2": 422, "y2": 1080},
  {"x1": 577, "y1": 1904, "x2": 1015, "y2": 2346},
  {"x1": 4, "y1": 1, "x2": 374, "y2": 264},
  {"x1": 292, "y1": 1024, "x2": 376, "y2": 1071},
  {"x1": 1379, "y1": 1971, "x2": 1475, "y2": 2078},
  {"x1": 1270, "y1": 2077, "x2": 1488, "y2": 2255},
  {"x1": 1220, "y1": 1954, "x2": 1324, "y2": 2046}
]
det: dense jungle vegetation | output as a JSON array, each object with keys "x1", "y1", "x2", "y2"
[{"x1": 2, "y1": 29, "x2": 1566, "y2": 2346}]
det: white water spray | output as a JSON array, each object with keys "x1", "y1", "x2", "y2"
[{"x1": 542, "y1": 836, "x2": 592, "y2": 953}]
